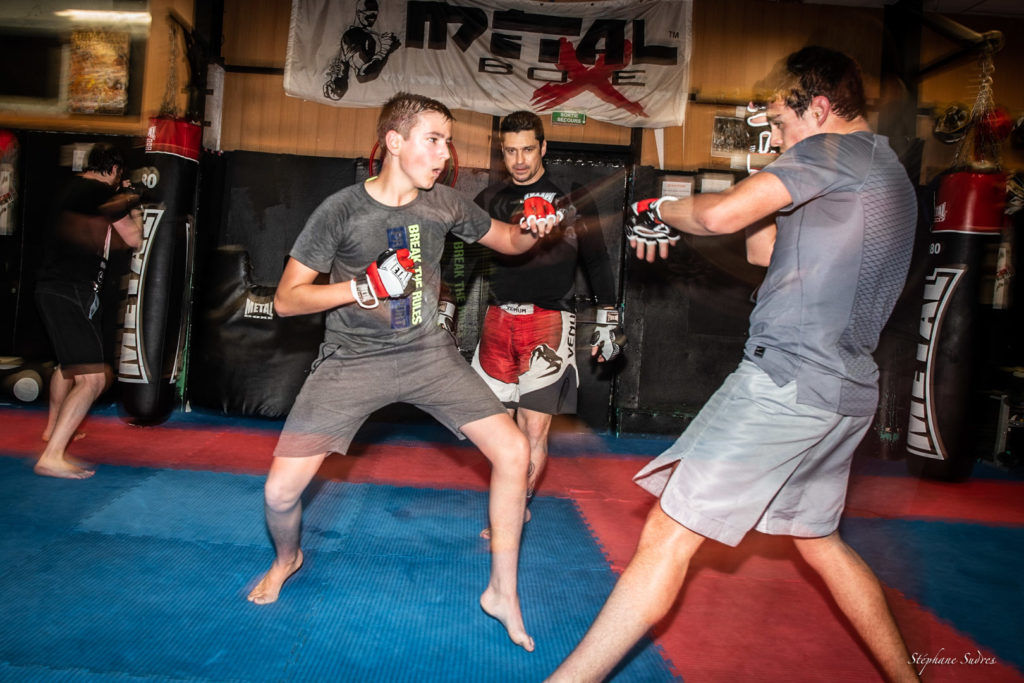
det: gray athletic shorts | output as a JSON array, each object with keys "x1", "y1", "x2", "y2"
[
  {"x1": 273, "y1": 336, "x2": 506, "y2": 458},
  {"x1": 633, "y1": 360, "x2": 872, "y2": 547}
]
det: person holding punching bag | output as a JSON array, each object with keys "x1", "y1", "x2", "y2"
[
  {"x1": 247, "y1": 93, "x2": 571, "y2": 653},
  {"x1": 34, "y1": 143, "x2": 142, "y2": 479}
]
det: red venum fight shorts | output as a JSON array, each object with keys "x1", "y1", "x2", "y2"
[{"x1": 471, "y1": 303, "x2": 578, "y2": 414}]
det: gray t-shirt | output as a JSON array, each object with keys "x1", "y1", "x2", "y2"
[
  {"x1": 750, "y1": 131, "x2": 917, "y2": 416},
  {"x1": 291, "y1": 181, "x2": 493, "y2": 355}
]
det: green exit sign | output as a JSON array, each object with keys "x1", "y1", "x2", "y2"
[{"x1": 551, "y1": 111, "x2": 586, "y2": 126}]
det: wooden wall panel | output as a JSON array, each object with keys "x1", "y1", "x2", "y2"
[
  {"x1": 544, "y1": 116, "x2": 632, "y2": 147},
  {"x1": 3, "y1": 0, "x2": 1022, "y2": 174},
  {"x1": 223, "y1": 0, "x2": 290, "y2": 67},
  {"x1": 221, "y1": 72, "x2": 372, "y2": 157},
  {"x1": 8, "y1": 0, "x2": 1007, "y2": 173},
  {"x1": 451, "y1": 110, "x2": 495, "y2": 171},
  {"x1": 689, "y1": 0, "x2": 883, "y2": 103}
]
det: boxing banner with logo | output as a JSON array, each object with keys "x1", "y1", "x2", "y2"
[{"x1": 285, "y1": 0, "x2": 692, "y2": 128}]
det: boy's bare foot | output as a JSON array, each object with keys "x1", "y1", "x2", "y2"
[
  {"x1": 480, "y1": 507, "x2": 531, "y2": 540},
  {"x1": 481, "y1": 584, "x2": 534, "y2": 652},
  {"x1": 65, "y1": 455, "x2": 93, "y2": 469},
  {"x1": 247, "y1": 550, "x2": 304, "y2": 605},
  {"x1": 33, "y1": 459, "x2": 95, "y2": 479}
]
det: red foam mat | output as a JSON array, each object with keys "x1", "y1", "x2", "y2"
[{"x1": 4, "y1": 407, "x2": 1021, "y2": 683}]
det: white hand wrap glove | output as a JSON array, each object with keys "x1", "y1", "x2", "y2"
[
  {"x1": 437, "y1": 300, "x2": 457, "y2": 340},
  {"x1": 590, "y1": 307, "x2": 626, "y2": 361}
]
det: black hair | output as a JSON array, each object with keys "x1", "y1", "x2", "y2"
[
  {"x1": 777, "y1": 46, "x2": 866, "y2": 121},
  {"x1": 499, "y1": 110, "x2": 545, "y2": 143},
  {"x1": 84, "y1": 143, "x2": 124, "y2": 174}
]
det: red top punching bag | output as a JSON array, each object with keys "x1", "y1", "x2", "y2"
[
  {"x1": 906, "y1": 170, "x2": 1006, "y2": 480},
  {"x1": 116, "y1": 117, "x2": 201, "y2": 424}
]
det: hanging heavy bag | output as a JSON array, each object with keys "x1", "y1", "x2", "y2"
[
  {"x1": 116, "y1": 117, "x2": 201, "y2": 423},
  {"x1": 905, "y1": 170, "x2": 1006, "y2": 481}
]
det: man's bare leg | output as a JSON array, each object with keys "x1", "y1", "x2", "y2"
[
  {"x1": 462, "y1": 413, "x2": 534, "y2": 651},
  {"x1": 42, "y1": 368, "x2": 89, "y2": 456},
  {"x1": 793, "y1": 533, "x2": 921, "y2": 683},
  {"x1": 42, "y1": 366, "x2": 73, "y2": 442},
  {"x1": 546, "y1": 503, "x2": 705, "y2": 683},
  {"x1": 517, "y1": 407, "x2": 551, "y2": 506},
  {"x1": 247, "y1": 452, "x2": 327, "y2": 605},
  {"x1": 34, "y1": 368, "x2": 108, "y2": 479},
  {"x1": 480, "y1": 407, "x2": 551, "y2": 539}
]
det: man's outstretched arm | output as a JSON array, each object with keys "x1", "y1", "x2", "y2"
[{"x1": 630, "y1": 171, "x2": 792, "y2": 262}]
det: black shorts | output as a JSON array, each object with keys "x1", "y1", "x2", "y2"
[{"x1": 35, "y1": 280, "x2": 107, "y2": 373}]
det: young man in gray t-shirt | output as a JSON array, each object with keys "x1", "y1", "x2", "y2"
[
  {"x1": 247, "y1": 93, "x2": 569, "y2": 654},
  {"x1": 549, "y1": 48, "x2": 921, "y2": 683}
]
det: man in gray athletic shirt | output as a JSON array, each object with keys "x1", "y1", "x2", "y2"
[
  {"x1": 547, "y1": 47, "x2": 921, "y2": 682},
  {"x1": 247, "y1": 92, "x2": 570, "y2": 653}
]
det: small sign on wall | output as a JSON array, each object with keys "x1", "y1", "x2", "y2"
[
  {"x1": 698, "y1": 172, "x2": 734, "y2": 193},
  {"x1": 660, "y1": 175, "x2": 695, "y2": 199},
  {"x1": 552, "y1": 111, "x2": 587, "y2": 126}
]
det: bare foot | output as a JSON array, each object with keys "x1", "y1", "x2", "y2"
[
  {"x1": 247, "y1": 550, "x2": 304, "y2": 605},
  {"x1": 65, "y1": 455, "x2": 94, "y2": 469},
  {"x1": 481, "y1": 585, "x2": 534, "y2": 652},
  {"x1": 480, "y1": 507, "x2": 532, "y2": 540},
  {"x1": 34, "y1": 459, "x2": 95, "y2": 479}
]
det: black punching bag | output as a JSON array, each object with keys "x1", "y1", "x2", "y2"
[
  {"x1": 906, "y1": 170, "x2": 1006, "y2": 481},
  {"x1": 116, "y1": 117, "x2": 200, "y2": 423}
]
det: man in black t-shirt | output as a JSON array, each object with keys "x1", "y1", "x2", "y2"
[
  {"x1": 464, "y1": 111, "x2": 624, "y2": 537},
  {"x1": 34, "y1": 143, "x2": 142, "y2": 479}
]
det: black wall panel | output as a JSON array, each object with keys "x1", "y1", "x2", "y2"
[
  {"x1": 617, "y1": 167, "x2": 765, "y2": 435},
  {"x1": 208, "y1": 151, "x2": 358, "y2": 286}
]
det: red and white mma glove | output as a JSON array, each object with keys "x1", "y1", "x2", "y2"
[
  {"x1": 589, "y1": 307, "x2": 626, "y2": 362},
  {"x1": 517, "y1": 196, "x2": 571, "y2": 230},
  {"x1": 350, "y1": 247, "x2": 416, "y2": 309},
  {"x1": 624, "y1": 196, "x2": 681, "y2": 249}
]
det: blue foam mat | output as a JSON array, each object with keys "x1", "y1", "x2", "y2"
[
  {"x1": 840, "y1": 517, "x2": 1024, "y2": 671},
  {"x1": 0, "y1": 457, "x2": 678, "y2": 682}
]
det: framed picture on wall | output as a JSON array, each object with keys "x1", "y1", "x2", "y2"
[
  {"x1": 712, "y1": 106, "x2": 778, "y2": 172},
  {"x1": 68, "y1": 30, "x2": 130, "y2": 115}
]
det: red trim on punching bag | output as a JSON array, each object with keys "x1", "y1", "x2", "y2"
[
  {"x1": 932, "y1": 172, "x2": 1006, "y2": 234},
  {"x1": 146, "y1": 116, "x2": 202, "y2": 162}
]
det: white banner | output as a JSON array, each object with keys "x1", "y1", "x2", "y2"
[{"x1": 285, "y1": 0, "x2": 692, "y2": 129}]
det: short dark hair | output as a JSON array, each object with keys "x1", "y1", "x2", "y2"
[
  {"x1": 773, "y1": 46, "x2": 866, "y2": 121},
  {"x1": 377, "y1": 92, "x2": 453, "y2": 148},
  {"x1": 499, "y1": 110, "x2": 544, "y2": 142},
  {"x1": 85, "y1": 143, "x2": 124, "y2": 174}
]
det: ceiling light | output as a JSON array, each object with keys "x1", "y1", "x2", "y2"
[{"x1": 53, "y1": 10, "x2": 151, "y2": 26}]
